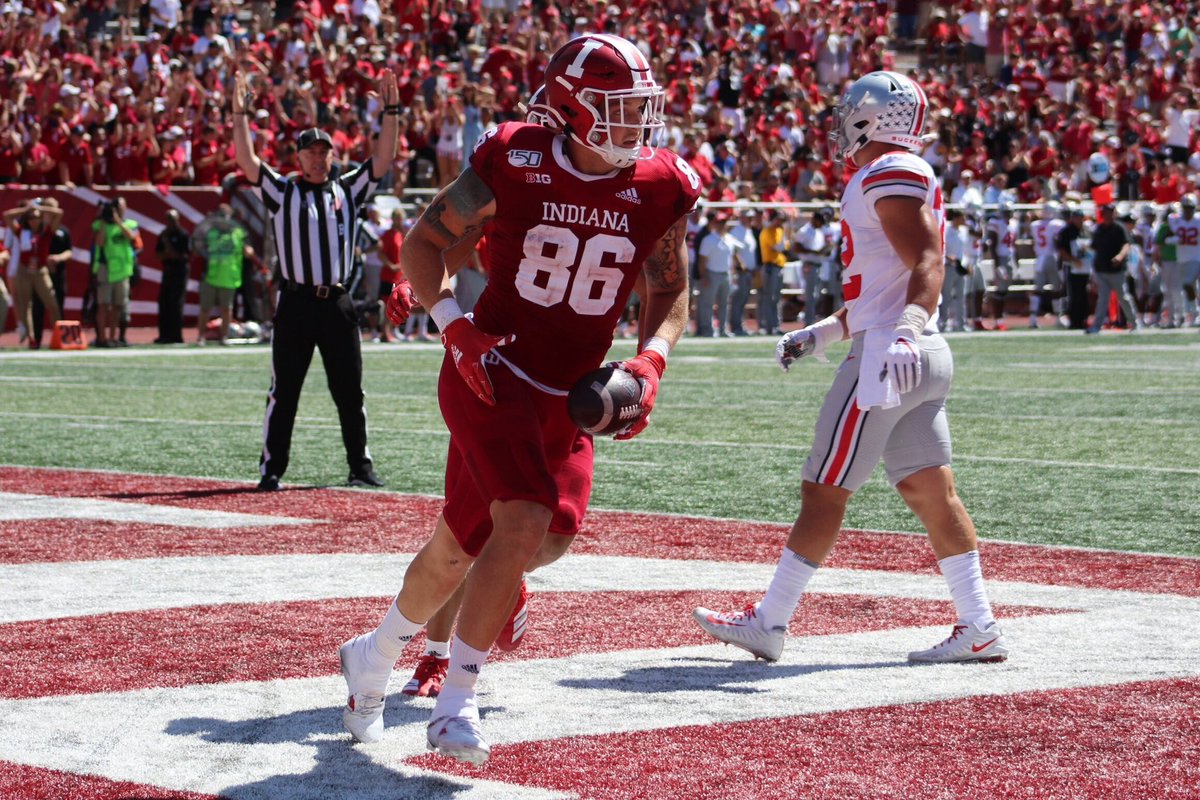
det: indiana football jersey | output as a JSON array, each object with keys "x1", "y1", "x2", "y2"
[
  {"x1": 1030, "y1": 218, "x2": 1066, "y2": 259},
  {"x1": 469, "y1": 122, "x2": 701, "y2": 390},
  {"x1": 838, "y1": 151, "x2": 943, "y2": 334},
  {"x1": 1168, "y1": 214, "x2": 1200, "y2": 260}
]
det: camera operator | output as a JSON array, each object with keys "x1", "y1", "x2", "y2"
[{"x1": 92, "y1": 198, "x2": 142, "y2": 347}]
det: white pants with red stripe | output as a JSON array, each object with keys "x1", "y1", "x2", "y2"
[{"x1": 802, "y1": 332, "x2": 953, "y2": 492}]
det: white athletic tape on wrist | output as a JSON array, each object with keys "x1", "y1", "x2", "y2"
[
  {"x1": 894, "y1": 303, "x2": 930, "y2": 341},
  {"x1": 641, "y1": 336, "x2": 671, "y2": 361},
  {"x1": 808, "y1": 314, "x2": 844, "y2": 357},
  {"x1": 429, "y1": 298, "x2": 465, "y2": 331}
]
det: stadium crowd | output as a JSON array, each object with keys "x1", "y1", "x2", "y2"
[{"x1": 3, "y1": 0, "x2": 1200, "y2": 341}]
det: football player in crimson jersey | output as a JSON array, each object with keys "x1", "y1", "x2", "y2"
[
  {"x1": 389, "y1": 85, "x2": 579, "y2": 705},
  {"x1": 694, "y1": 71, "x2": 1008, "y2": 666},
  {"x1": 339, "y1": 34, "x2": 700, "y2": 765}
]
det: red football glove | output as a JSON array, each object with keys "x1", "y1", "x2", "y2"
[
  {"x1": 440, "y1": 317, "x2": 515, "y2": 406},
  {"x1": 385, "y1": 280, "x2": 416, "y2": 326},
  {"x1": 611, "y1": 350, "x2": 667, "y2": 440}
]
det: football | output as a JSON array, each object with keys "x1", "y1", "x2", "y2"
[{"x1": 567, "y1": 366, "x2": 645, "y2": 435}]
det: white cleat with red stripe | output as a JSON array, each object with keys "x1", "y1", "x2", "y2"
[
  {"x1": 907, "y1": 620, "x2": 1010, "y2": 664},
  {"x1": 427, "y1": 694, "x2": 491, "y2": 766},
  {"x1": 692, "y1": 603, "x2": 787, "y2": 662},
  {"x1": 339, "y1": 634, "x2": 391, "y2": 743}
]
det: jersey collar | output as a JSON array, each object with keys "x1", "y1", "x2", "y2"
[{"x1": 552, "y1": 135, "x2": 621, "y2": 182}]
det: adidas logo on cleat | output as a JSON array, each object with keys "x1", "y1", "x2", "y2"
[{"x1": 615, "y1": 187, "x2": 641, "y2": 204}]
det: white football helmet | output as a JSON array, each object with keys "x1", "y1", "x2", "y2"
[
  {"x1": 1040, "y1": 201, "x2": 1060, "y2": 220},
  {"x1": 543, "y1": 34, "x2": 665, "y2": 168},
  {"x1": 833, "y1": 71, "x2": 928, "y2": 164}
]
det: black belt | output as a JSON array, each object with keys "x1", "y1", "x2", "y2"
[{"x1": 281, "y1": 279, "x2": 346, "y2": 299}]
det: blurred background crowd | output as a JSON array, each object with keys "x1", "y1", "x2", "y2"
[
  {"x1": 3, "y1": 0, "x2": 1200, "y2": 345},
  {"x1": 2, "y1": 0, "x2": 1198, "y2": 201}
]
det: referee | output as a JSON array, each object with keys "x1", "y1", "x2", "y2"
[{"x1": 232, "y1": 68, "x2": 400, "y2": 491}]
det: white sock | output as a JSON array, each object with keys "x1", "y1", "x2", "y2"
[
  {"x1": 938, "y1": 550, "x2": 996, "y2": 627},
  {"x1": 443, "y1": 634, "x2": 489, "y2": 692},
  {"x1": 425, "y1": 639, "x2": 450, "y2": 659},
  {"x1": 372, "y1": 601, "x2": 422, "y2": 662},
  {"x1": 757, "y1": 548, "x2": 819, "y2": 630}
]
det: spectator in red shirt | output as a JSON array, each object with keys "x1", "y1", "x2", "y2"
[
  {"x1": 21, "y1": 123, "x2": 54, "y2": 185},
  {"x1": 57, "y1": 125, "x2": 94, "y2": 187},
  {"x1": 378, "y1": 208, "x2": 405, "y2": 343},
  {"x1": 191, "y1": 124, "x2": 225, "y2": 186}
]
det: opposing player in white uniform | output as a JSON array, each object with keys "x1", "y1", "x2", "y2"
[
  {"x1": 986, "y1": 201, "x2": 1020, "y2": 329},
  {"x1": 1029, "y1": 201, "x2": 1067, "y2": 328},
  {"x1": 693, "y1": 71, "x2": 1008, "y2": 664},
  {"x1": 1168, "y1": 194, "x2": 1200, "y2": 326}
]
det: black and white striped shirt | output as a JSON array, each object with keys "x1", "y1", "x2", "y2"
[{"x1": 255, "y1": 162, "x2": 380, "y2": 287}]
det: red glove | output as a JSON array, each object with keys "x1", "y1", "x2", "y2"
[
  {"x1": 385, "y1": 280, "x2": 416, "y2": 326},
  {"x1": 611, "y1": 350, "x2": 666, "y2": 440},
  {"x1": 440, "y1": 317, "x2": 515, "y2": 406}
]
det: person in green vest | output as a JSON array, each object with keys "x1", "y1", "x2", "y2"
[
  {"x1": 92, "y1": 197, "x2": 141, "y2": 348},
  {"x1": 192, "y1": 204, "x2": 248, "y2": 345}
]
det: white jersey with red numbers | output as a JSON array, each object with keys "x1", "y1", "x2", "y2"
[
  {"x1": 838, "y1": 151, "x2": 943, "y2": 334},
  {"x1": 1030, "y1": 218, "x2": 1066, "y2": 259},
  {"x1": 987, "y1": 216, "x2": 1020, "y2": 258},
  {"x1": 1168, "y1": 214, "x2": 1200, "y2": 261},
  {"x1": 469, "y1": 121, "x2": 701, "y2": 390}
]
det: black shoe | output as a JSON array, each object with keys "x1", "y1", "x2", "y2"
[
  {"x1": 257, "y1": 475, "x2": 281, "y2": 492},
  {"x1": 348, "y1": 470, "x2": 384, "y2": 487}
]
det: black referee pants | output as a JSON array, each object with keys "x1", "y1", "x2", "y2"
[{"x1": 259, "y1": 290, "x2": 372, "y2": 480}]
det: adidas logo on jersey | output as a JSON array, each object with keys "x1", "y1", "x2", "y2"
[{"x1": 615, "y1": 187, "x2": 642, "y2": 204}]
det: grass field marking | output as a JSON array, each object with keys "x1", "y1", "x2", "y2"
[
  {"x1": 955, "y1": 385, "x2": 1199, "y2": 397},
  {"x1": 1000, "y1": 361, "x2": 1200, "y2": 373},
  {"x1": 4, "y1": 464, "x2": 1195, "y2": 564},
  {"x1": 949, "y1": 411, "x2": 1194, "y2": 426},
  {"x1": 0, "y1": 550, "x2": 1160, "y2": 626},
  {"x1": 0, "y1": 491, "x2": 321, "y2": 529},
  {"x1": 1, "y1": 556, "x2": 1196, "y2": 799},
  {"x1": 953, "y1": 454, "x2": 1200, "y2": 476},
  {"x1": 0, "y1": 411, "x2": 452, "y2": 433}
]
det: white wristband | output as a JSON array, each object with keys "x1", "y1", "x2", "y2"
[
  {"x1": 807, "y1": 314, "x2": 845, "y2": 350},
  {"x1": 429, "y1": 297, "x2": 465, "y2": 330},
  {"x1": 894, "y1": 303, "x2": 930, "y2": 341},
  {"x1": 641, "y1": 336, "x2": 670, "y2": 361}
]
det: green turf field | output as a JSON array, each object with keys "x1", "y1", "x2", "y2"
[{"x1": 2, "y1": 331, "x2": 1198, "y2": 556}]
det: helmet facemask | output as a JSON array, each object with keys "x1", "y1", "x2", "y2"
[{"x1": 564, "y1": 84, "x2": 665, "y2": 168}]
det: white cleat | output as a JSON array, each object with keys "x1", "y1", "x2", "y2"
[
  {"x1": 427, "y1": 710, "x2": 491, "y2": 766},
  {"x1": 692, "y1": 603, "x2": 787, "y2": 662},
  {"x1": 908, "y1": 620, "x2": 1010, "y2": 664},
  {"x1": 339, "y1": 634, "x2": 391, "y2": 743}
]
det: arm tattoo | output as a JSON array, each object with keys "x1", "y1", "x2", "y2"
[
  {"x1": 418, "y1": 167, "x2": 495, "y2": 246},
  {"x1": 644, "y1": 216, "x2": 688, "y2": 290}
]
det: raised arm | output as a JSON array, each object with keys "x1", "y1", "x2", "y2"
[
  {"x1": 231, "y1": 69, "x2": 262, "y2": 184},
  {"x1": 372, "y1": 68, "x2": 400, "y2": 180}
]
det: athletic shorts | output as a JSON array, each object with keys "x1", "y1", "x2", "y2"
[
  {"x1": 96, "y1": 279, "x2": 129, "y2": 307},
  {"x1": 439, "y1": 351, "x2": 594, "y2": 557},
  {"x1": 802, "y1": 332, "x2": 953, "y2": 492},
  {"x1": 199, "y1": 282, "x2": 237, "y2": 311}
]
